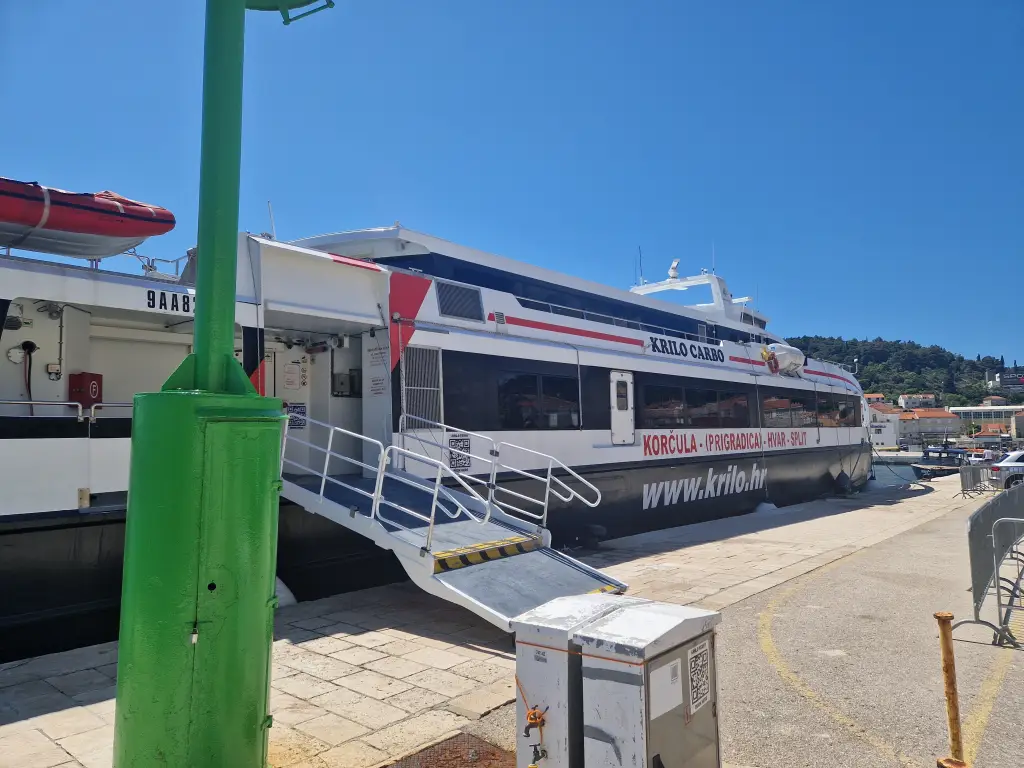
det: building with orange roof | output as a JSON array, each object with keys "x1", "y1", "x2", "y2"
[
  {"x1": 897, "y1": 407, "x2": 962, "y2": 443},
  {"x1": 897, "y1": 393, "x2": 937, "y2": 409},
  {"x1": 864, "y1": 393, "x2": 887, "y2": 405}
]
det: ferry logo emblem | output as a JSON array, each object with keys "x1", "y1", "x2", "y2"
[{"x1": 761, "y1": 346, "x2": 780, "y2": 375}]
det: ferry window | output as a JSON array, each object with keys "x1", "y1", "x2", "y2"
[
  {"x1": 817, "y1": 392, "x2": 841, "y2": 427},
  {"x1": 641, "y1": 385, "x2": 687, "y2": 427},
  {"x1": 518, "y1": 298, "x2": 551, "y2": 312},
  {"x1": 540, "y1": 375, "x2": 581, "y2": 428},
  {"x1": 498, "y1": 372, "x2": 580, "y2": 430},
  {"x1": 688, "y1": 388, "x2": 721, "y2": 428},
  {"x1": 581, "y1": 366, "x2": 613, "y2": 430},
  {"x1": 788, "y1": 392, "x2": 817, "y2": 428},
  {"x1": 586, "y1": 311, "x2": 616, "y2": 326},
  {"x1": 615, "y1": 381, "x2": 629, "y2": 411},
  {"x1": 498, "y1": 373, "x2": 540, "y2": 429},
  {"x1": 552, "y1": 306, "x2": 584, "y2": 320},
  {"x1": 839, "y1": 396, "x2": 860, "y2": 427},
  {"x1": 718, "y1": 391, "x2": 750, "y2": 428},
  {"x1": 761, "y1": 391, "x2": 792, "y2": 429}
]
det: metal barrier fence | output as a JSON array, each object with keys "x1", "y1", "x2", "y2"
[
  {"x1": 954, "y1": 483, "x2": 1024, "y2": 647},
  {"x1": 957, "y1": 464, "x2": 998, "y2": 497}
]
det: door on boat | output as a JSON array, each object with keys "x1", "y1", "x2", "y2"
[{"x1": 609, "y1": 370, "x2": 635, "y2": 445}]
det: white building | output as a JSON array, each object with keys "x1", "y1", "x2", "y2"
[
  {"x1": 897, "y1": 393, "x2": 936, "y2": 409},
  {"x1": 948, "y1": 405, "x2": 1024, "y2": 427},
  {"x1": 898, "y1": 408, "x2": 962, "y2": 443},
  {"x1": 867, "y1": 404, "x2": 900, "y2": 448}
]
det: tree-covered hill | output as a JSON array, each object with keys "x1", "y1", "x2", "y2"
[{"x1": 786, "y1": 336, "x2": 1023, "y2": 407}]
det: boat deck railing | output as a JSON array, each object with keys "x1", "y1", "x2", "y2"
[
  {"x1": 513, "y1": 296, "x2": 720, "y2": 346},
  {"x1": 398, "y1": 413, "x2": 602, "y2": 527},
  {"x1": 281, "y1": 415, "x2": 495, "y2": 553},
  {"x1": 0, "y1": 399, "x2": 84, "y2": 420}
]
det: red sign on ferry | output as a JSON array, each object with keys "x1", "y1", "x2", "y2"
[{"x1": 641, "y1": 428, "x2": 810, "y2": 457}]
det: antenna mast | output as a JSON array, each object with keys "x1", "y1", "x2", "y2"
[
  {"x1": 638, "y1": 245, "x2": 645, "y2": 285},
  {"x1": 267, "y1": 200, "x2": 277, "y2": 239}
]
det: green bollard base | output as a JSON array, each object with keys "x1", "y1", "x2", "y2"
[{"x1": 114, "y1": 356, "x2": 284, "y2": 768}]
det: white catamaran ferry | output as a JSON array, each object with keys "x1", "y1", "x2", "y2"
[{"x1": 0, "y1": 225, "x2": 869, "y2": 660}]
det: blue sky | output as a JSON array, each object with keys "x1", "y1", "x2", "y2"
[{"x1": 2, "y1": 1, "x2": 1021, "y2": 360}]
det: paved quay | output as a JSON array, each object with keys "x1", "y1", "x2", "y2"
[{"x1": 0, "y1": 475, "x2": 989, "y2": 768}]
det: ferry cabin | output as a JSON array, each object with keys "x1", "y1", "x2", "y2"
[
  {"x1": 0, "y1": 227, "x2": 869, "y2": 658},
  {"x1": 282, "y1": 227, "x2": 870, "y2": 541}
]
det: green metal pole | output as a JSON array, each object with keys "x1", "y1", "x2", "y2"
[
  {"x1": 113, "y1": 1, "x2": 283, "y2": 766},
  {"x1": 192, "y1": 0, "x2": 246, "y2": 393}
]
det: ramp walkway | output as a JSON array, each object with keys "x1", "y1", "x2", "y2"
[{"x1": 279, "y1": 417, "x2": 625, "y2": 629}]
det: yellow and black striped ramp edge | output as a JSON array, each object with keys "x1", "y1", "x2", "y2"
[
  {"x1": 588, "y1": 583, "x2": 625, "y2": 595},
  {"x1": 432, "y1": 536, "x2": 540, "y2": 574}
]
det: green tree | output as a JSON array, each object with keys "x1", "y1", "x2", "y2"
[{"x1": 786, "y1": 336, "x2": 1007, "y2": 406}]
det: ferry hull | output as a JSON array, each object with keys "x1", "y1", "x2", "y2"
[
  {"x1": 0, "y1": 442, "x2": 869, "y2": 662},
  {"x1": 518, "y1": 442, "x2": 873, "y2": 544},
  {"x1": 0, "y1": 502, "x2": 407, "y2": 664}
]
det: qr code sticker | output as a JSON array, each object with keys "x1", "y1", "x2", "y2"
[
  {"x1": 447, "y1": 435, "x2": 472, "y2": 469},
  {"x1": 688, "y1": 639, "x2": 711, "y2": 714}
]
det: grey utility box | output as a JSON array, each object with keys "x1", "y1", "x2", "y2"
[
  {"x1": 573, "y1": 601, "x2": 722, "y2": 768},
  {"x1": 511, "y1": 594, "x2": 650, "y2": 768}
]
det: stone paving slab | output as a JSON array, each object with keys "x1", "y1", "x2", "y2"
[{"x1": 0, "y1": 476, "x2": 981, "y2": 767}]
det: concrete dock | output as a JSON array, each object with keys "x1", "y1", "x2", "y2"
[{"x1": 0, "y1": 476, "x2": 1011, "y2": 768}]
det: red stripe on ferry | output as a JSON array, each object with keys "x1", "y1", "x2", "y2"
[
  {"x1": 487, "y1": 313, "x2": 645, "y2": 348},
  {"x1": 389, "y1": 273, "x2": 433, "y2": 369},
  {"x1": 249, "y1": 359, "x2": 267, "y2": 395},
  {"x1": 803, "y1": 368, "x2": 856, "y2": 386},
  {"x1": 329, "y1": 253, "x2": 382, "y2": 271},
  {"x1": 729, "y1": 356, "x2": 766, "y2": 366}
]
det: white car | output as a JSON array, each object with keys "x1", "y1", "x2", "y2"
[{"x1": 990, "y1": 450, "x2": 1024, "y2": 489}]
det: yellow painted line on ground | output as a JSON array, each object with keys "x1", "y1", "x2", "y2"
[
  {"x1": 756, "y1": 558, "x2": 920, "y2": 768},
  {"x1": 961, "y1": 648, "x2": 1015, "y2": 766},
  {"x1": 758, "y1": 554, "x2": 1018, "y2": 768}
]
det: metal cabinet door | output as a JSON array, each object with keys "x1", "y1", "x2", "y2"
[
  {"x1": 645, "y1": 633, "x2": 720, "y2": 768},
  {"x1": 610, "y1": 370, "x2": 635, "y2": 445}
]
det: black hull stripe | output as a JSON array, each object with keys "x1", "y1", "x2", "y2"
[
  {"x1": 457, "y1": 442, "x2": 869, "y2": 484},
  {"x1": 0, "y1": 416, "x2": 131, "y2": 440}
]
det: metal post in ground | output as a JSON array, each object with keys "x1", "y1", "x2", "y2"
[
  {"x1": 934, "y1": 611, "x2": 967, "y2": 768},
  {"x1": 112, "y1": 3, "x2": 333, "y2": 766}
]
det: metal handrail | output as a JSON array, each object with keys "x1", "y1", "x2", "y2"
[
  {"x1": 89, "y1": 402, "x2": 134, "y2": 422},
  {"x1": 281, "y1": 414, "x2": 495, "y2": 553},
  {"x1": 281, "y1": 419, "x2": 387, "y2": 512},
  {"x1": 0, "y1": 399, "x2": 83, "y2": 420},
  {"x1": 378, "y1": 445, "x2": 493, "y2": 550},
  {"x1": 494, "y1": 440, "x2": 603, "y2": 508},
  {"x1": 398, "y1": 414, "x2": 602, "y2": 526}
]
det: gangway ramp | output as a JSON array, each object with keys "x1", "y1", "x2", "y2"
[{"x1": 279, "y1": 417, "x2": 626, "y2": 629}]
